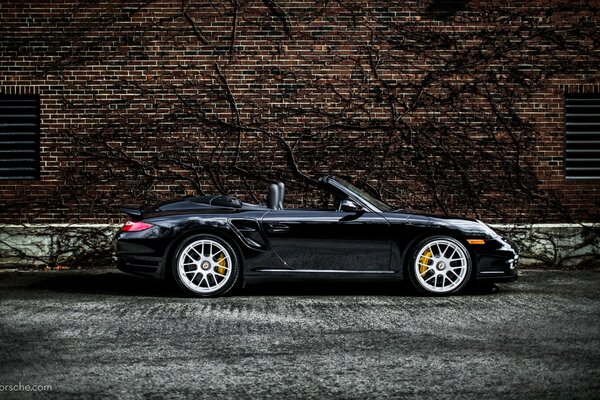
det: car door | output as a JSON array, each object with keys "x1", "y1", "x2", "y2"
[{"x1": 261, "y1": 209, "x2": 391, "y2": 271}]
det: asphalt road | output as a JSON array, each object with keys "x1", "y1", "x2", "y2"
[{"x1": 0, "y1": 269, "x2": 599, "y2": 400}]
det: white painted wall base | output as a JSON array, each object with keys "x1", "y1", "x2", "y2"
[{"x1": 0, "y1": 223, "x2": 599, "y2": 268}]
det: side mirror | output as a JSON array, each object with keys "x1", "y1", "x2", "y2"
[{"x1": 340, "y1": 199, "x2": 363, "y2": 213}]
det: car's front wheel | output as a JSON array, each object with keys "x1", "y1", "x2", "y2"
[
  {"x1": 172, "y1": 234, "x2": 240, "y2": 297},
  {"x1": 408, "y1": 236, "x2": 472, "y2": 295}
]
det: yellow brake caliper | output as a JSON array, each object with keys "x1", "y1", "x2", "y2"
[
  {"x1": 216, "y1": 254, "x2": 227, "y2": 275},
  {"x1": 419, "y1": 250, "x2": 433, "y2": 276}
]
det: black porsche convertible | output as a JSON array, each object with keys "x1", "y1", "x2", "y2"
[{"x1": 115, "y1": 176, "x2": 518, "y2": 297}]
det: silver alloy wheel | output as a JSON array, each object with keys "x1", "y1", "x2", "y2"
[
  {"x1": 414, "y1": 238, "x2": 469, "y2": 294},
  {"x1": 177, "y1": 239, "x2": 233, "y2": 294}
]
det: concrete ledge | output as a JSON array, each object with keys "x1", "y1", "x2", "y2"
[
  {"x1": 492, "y1": 223, "x2": 600, "y2": 268},
  {"x1": 0, "y1": 224, "x2": 119, "y2": 267},
  {"x1": 1, "y1": 223, "x2": 599, "y2": 269}
]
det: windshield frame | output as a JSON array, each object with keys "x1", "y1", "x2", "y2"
[{"x1": 326, "y1": 176, "x2": 392, "y2": 213}]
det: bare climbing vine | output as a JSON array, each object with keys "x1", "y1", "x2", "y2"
[{"x1": 0, "y1": 0, "x2": 599, "y2": 267}]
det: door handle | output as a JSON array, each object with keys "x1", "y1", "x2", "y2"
[{"x1": 266, "y1": 223, "x2": 290, "y2": 233}]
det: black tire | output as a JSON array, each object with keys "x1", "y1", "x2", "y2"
[
  {"x1": 171, "y1": 234, "x2": 240, "y2": 297},
  {"x1": 407, "y1": 235, "x2": 472, "y2": 296}
]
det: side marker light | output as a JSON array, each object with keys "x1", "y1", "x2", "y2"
[{"x1": 467, "y1": 239, "x2": 486, "y2": 245}]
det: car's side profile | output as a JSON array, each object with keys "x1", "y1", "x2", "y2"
[{"x1": 115, "y1": 176, "x2": 518, "y2": 297}]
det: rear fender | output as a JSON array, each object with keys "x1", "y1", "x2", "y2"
[{"x1": 162, "y1": 225, "x2": 247, "y2": 282}]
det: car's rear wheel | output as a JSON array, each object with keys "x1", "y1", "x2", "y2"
[
  {"x1": 172, "y1": 234, "x2": 239, "y2": 297},
  {"x1": 408, "y1": 236, "x2": 472, "y2": 295}
]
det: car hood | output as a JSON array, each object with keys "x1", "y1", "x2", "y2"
[{"x1": 387, "y1": 209, "x2": 498, "y2": 238}]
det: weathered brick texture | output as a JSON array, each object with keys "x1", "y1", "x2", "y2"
[{"x1": 0, "y1": 0, "x2": 599, "y2": 223}]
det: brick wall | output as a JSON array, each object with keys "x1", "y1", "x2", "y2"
[{"x1": 0, "y1": 0, "x2": 598, "y2": 223}]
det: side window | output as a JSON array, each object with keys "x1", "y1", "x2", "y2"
[
  {"x1": 565, "y1": 93, "x2": 600, "y2": 179},
  {"x1": 0, "y1": 95, "x2": 40, "y2": 180}
]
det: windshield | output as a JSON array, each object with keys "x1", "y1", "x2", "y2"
[{"x1": 333, "y1": 177, "x2": 392, "y2": 212}]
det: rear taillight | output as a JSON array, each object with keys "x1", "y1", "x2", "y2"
[{"x1": 121, "y1": 221, "x2": 154, "y2": 232}]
